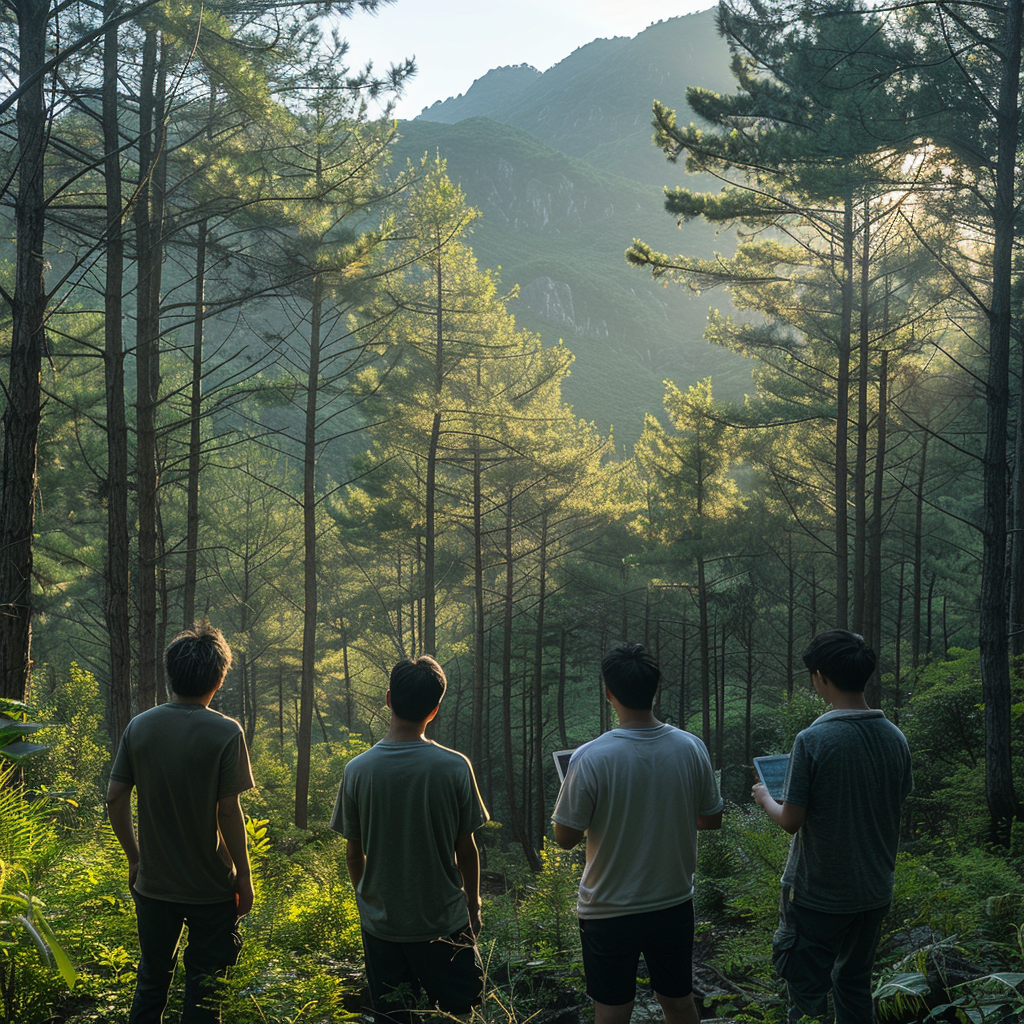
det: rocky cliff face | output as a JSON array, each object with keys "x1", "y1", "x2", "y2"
[{"x1": 519, "y1": 277, "x2": 610, "y2": 339}]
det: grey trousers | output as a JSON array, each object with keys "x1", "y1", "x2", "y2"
[{"x1": 772, "y1": 885, "x2": 889, "y2": 1024}]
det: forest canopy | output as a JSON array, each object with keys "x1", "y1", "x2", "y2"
[{"x1": 1, "y1": 0, "x2": 1023, "y2": 1019}]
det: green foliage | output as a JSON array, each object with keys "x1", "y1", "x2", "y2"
[
  {"x1": 0, "y1": 764, "x2": 77, "y2": 1022},
  {"x1": 514, "y1": 841, "x2": 583, "y2": 960},
  {"x1": 25, "y1": 664, "x2": 109, "y2": 812}
]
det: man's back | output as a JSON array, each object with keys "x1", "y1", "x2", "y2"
[
  {"x1": 553, "y1": 724, "x2": 722, "y2": 917},
  {"x1": 782, "y1": 709, "x2": 912, "y2": 912},
  {"x1": 110, "y1": 701, "x2": 252, "y2": 903},
  {"x1": 333, "y1": 740, "x2": 487, "y2": 941}
]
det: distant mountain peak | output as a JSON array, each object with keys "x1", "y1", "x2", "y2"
[{"x1": 417, "y1": 64, "x2": 541, "y2": 123}]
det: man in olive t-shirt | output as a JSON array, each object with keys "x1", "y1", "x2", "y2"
[
  {"x1": 107, "y1": 625, "x2": 255, "y2": 1024},
  {"x1": 331, "y1": 655, "x2": 488, "y2": 1022}
]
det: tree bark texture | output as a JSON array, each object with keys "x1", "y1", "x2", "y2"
[
  {"x1": 835, "y1": 195, "x2": 854, "y2": 628},
  {"x1": 0, "y1": 1, "x2": 48, "y2": 702},
  {"x1": 295, "y1": 275, "x2": 323, "y2": 830},
  {"x1": 102, "y1": 0, "x2": 132, "y2": 744},
  {"x1": 501, "y1": 491, "x2": 542, "y2": 872},
  {"x1": 979, "y1": 0, "x2": 1023, "y2": 842},
  {"x1": 133, "y1": 26, "x2": 163, "y2": 713}
]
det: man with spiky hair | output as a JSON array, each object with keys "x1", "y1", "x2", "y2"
[
  {"x1": 331, "y1": 655, "x2": 488, "y2": 1022},
  {"x1": 107, "y1": 624, "x2": 254, "y2": 1024},
  {"x1": 552, "y1": 643, "x2": 723, "y2": 1024},
  {"x1": 752, "y1": 629, "x2": 913, "y2": 1024}
]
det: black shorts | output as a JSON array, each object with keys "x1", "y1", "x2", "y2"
[
  {"x1": 361, "y1": 927, "x2": 483, "y2": 1018},
  {"x1": 578, "y1": 900, "x2": 695, "y2": 1007}
]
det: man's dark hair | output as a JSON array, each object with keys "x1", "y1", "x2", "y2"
[
  {"x1": 601, "y1": 642, "x2": 661, "y2": 710},
  {"x1": 389, "y1": 656, "x2": 447, "y2": 721},
  {"x1": 165, "y1": 624, "x2": 233, "y2": 698},
  {"x1": 801, "y1": 629, "x2": 876, "y2": 692}
]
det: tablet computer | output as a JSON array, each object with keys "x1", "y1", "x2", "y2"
[
  {"x1": 753, "y1": 754, "x2": 790, "y2": 802},
  {"x1": 552, "y1": 749, "x2": 575, "y2": 782}
]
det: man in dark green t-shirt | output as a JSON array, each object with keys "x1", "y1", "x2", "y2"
[
  {"x1": 107, "y1": 625, "x2": 255, "y2": 1024},
  {"x1": 752, "y1": 629, "x2": 912, "y2": 1024},
  {"x1": 330, "y1": 655, "x2": 488, "y2": 1021}
]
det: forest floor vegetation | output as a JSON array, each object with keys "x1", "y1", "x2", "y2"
[{"x1": 2, "y1": 654, "x2": 1023, "y2": 1024}]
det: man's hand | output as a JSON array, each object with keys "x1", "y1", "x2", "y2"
[
  {"x1": 466, "y1": 899, "x2": 482, "y2": 937},
  {"x1": 751, "y1": 781, "x2": 806, "y2": 835},
  {"x1": 234, "y1": 874, "x2": 254, "y2": 917},
  {"x1": 127, "y1": 858, "x2": 140, "y2": 891}
]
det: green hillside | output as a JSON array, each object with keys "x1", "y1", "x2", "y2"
[{"x1": 391, "y1": 113, "x2": 752, "y2": 449}]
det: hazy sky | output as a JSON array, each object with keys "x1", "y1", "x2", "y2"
[{"x1": 343, "y1": 0, "x2": 715, "y2": 120}]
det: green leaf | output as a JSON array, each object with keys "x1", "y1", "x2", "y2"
[
  {"x1": 0, "y1": 739, "x2": 50, "y2": 762},
  {"x1": 874, "y1": 972, "x2": 931, "y2": 997},
  {"x1": 28, "y1": 907, "x2": 76, "y2": 990}
]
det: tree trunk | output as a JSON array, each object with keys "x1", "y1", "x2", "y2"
[
  {"x1": 295, "y1": 275, "x2": 323, "y2": 830},
  {"x1": 744, "y1": 617, "x2": 753, "y2": 767},
  {"x1": 1012, "y1": 335, "x2": 1024, "y2": 660},
  {"x1": 557, "y1": 625, "x2": 568, "y2": 748},
  {"x1": 532, "y1": 512, "x2": 548, "y2": 850},
  {"x1": 835, "y1": 194, "x2": 854, "y2": 627},
  {"x1": 697, "y1": 554, "x2": 711, "y2": 749},
  {"x1": 501, "y1": 491, "x2": 542, "y2": 871},
  {"x1": 912, "y1": 434, "x2": 928, "y2": 670},
  {"x1": 0, "y1": 1, "x2": 48, "y2": 702},
  {"x1": 134, "y1": 26, "x2": 162, "y2": 713},
  {"x1": 424, "y1": 257, "x2": 445, "y2": 656},
  {"x1": 183, "y1": 216, "x2": 207, "y2": 628},
  {"x1": 852, "y1": 192, "x2": 871, "y2": 634},
  {"x1": 894, "y1": 560, "x2": 904, "y2": 726},
  {"x1": 678, "y1": 622, "x2": 688, "y2": 729},
  {"x1": 865, "y1": 350, "x2": 887, "y2": 709},
  {"x1": 472, "y1": 439, "x2": 485, "y2": 767},
  {"x1": 102, "y1": 0, "x2": 132, "y2": 746},
  {"x1": 716, "y1": 621, "x2": 725, "y2": 768},
  {"x1": 786, "y1": 537, "x2": 795, "y2": 701}
]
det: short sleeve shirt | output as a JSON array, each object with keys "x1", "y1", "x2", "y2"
[
  {"x1": 110, "y1": 702, "x2": 255, "y2": 903},
  {"x1": 781, "y1": 708, "x2": 913, "y2": 913},
  {"x1": 551, "y1": 724, "x2": 722, "y2": 918},
  {"x1": 330, "y1": 740, "x2": 488, "y2": 942}
]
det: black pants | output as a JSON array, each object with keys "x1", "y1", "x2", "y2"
[
  {"x1": 361, "y1": 927, "x2": 483, "y2": 1023},
  {"x1": 129, "y1": 890, "x2": 241, "y2": 1024},
  {"x1": 773, "y1": 886, "x2": 889, "y2": 1024}
]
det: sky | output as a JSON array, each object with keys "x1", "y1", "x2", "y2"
[{"x1": 342, "y1": 0, "x2": 716, "y2": 121}]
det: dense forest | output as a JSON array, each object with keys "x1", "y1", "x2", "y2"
[{"x1": 1, "y1": 0, "x2": 1024, "y2": 1020}]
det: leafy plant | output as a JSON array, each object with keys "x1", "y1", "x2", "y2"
[{"x1": 0, "y1": 699, "x2": 47, "y2": 764}]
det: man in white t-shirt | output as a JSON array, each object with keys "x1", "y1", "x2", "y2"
[{"x1": 552, "y1": 642, "x2": 723, "y2": 1024}]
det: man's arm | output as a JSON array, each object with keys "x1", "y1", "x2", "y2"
[
  {"x1": 752, "y1": 783, "x2": 806, "y2": 834},
  {"x1": 553, "y1": 822, "x2": 585, "y2": 850},
  {"x1": 454, "y1": 832, "x2": 482, "y2": 936},
  {"x1": 217, "y1": 794, "x2": 254, "y2": 916},
  {"x1": 697, "y1": 810, "x2": 723, "y2": 830},
  {"x1": 105, "y1": 780, "x2": 140, "y2": 889},
  {"x1": 345, "y1": 837, "x2": 365, "y2": 890}
]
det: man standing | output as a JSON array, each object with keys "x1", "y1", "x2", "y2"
[
  {"x1": 106, "y1": 624, "x2": 255, "y2": 1023},
  {"x1": 332, "y1": 655, "x2": 488, "y2": 1022},
  {"x1": 552, "y1": 643, "x2": 723, "y2": 1024},
  {"x1": 752, "y1": 629, "x2": 913, "y2": 1024}
]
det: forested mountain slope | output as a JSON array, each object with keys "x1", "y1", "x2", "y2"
[{"x1": 396, "y1": 11, "x2": 752, "y2": 445}]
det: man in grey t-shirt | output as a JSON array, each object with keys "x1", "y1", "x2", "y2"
[
  {"x1": 331, "y1": 656, "x2": 488, "y2": 1021},
  {"x1": 753, "y1": 630, "x2": 912, "y2": 1024},
  {"x1": 553, "y1": 643, "x2": 723, "y2": 1024}
]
